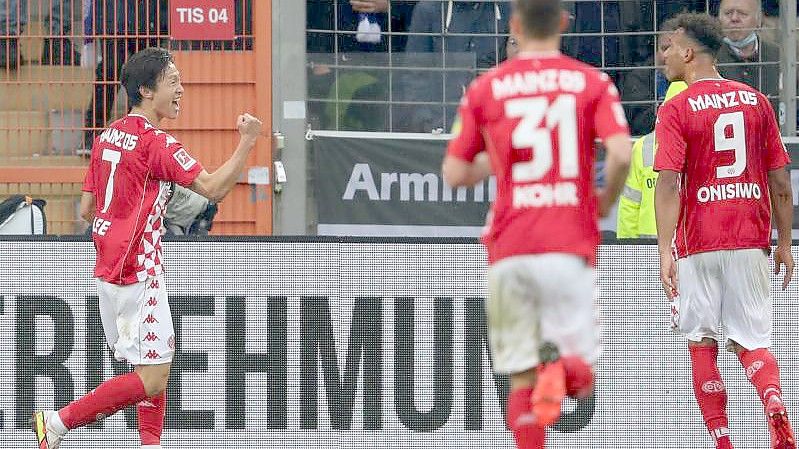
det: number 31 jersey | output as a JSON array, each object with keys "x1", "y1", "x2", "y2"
[
  {"x1": 82, "y1": 114, "x2": 204, "y2": 285},
  {"x1": 447, "y1": 52, "x2": 629, "y2": 264},
  {"x1": 654, "y1": 79, "x2": 789, "y2": 258}
]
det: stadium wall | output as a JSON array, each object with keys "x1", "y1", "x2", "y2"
[{"x1": 0, "y1": 237, "x2": 797, "y2": 448}]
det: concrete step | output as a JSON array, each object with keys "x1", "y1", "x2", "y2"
[
  {"x1": 0, "y1": 110, "x2": 50, "y2": 157},
  {"x1": 0, "y1": 80, "x2": 93, "y2": 110},
  {"x1": 0, "y1": 64, "x2": 94, "y2": 82}
]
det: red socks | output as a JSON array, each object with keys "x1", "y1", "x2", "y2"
[
  {"x1": 737, "y1": 348, "x2": 782, "y2": 405},
  {"x1": 689, "y1": 345, "x2": 730, "y2": 447},
  {"x1": 506, "y1": 387, "x2": 546, "y2": 449},
  {"x1": 58, "y1": 372, "x2": 148, "y2": 430},
  {"x1": 138, "y1": 391, "x2": 166, "y2": 446},
  {"x1": 561, "y1": 356, "x2": 594, "y2": 398}
]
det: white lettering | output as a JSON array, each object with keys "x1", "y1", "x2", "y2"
[
  {"x1": 688, "y1": 96, "x2": 705, "y2": 112},
  {"x1": 380, "y1": 172, "x2": 397, "y2": 201},
  {"x1": 696, "y1": 183, "x2": 762, "y2": 203},
  {"x1": 99, "y1": 129, "x2": 139, "y2": 151},
  {"x1": 342, "y1": 163, "x2": 494, "y2": 203},
  {"x1": 491, "y1": 70, "x2": 586, "y2": 100},
  {"x1": 512, "y1": 182, "x2": 578, "y2": 209},
  {"x1": 342, "y1": 163, "x2": 379, "y2": 200},
  {"x1": 688, "y1": 90, "x2": 756, "y2": 112},
  {"x1": 92, "y1": 217, "x2": 112, "y2": 236},
  {"x1": 400, "y1": 173, "x2": 438, "y2": 202}
]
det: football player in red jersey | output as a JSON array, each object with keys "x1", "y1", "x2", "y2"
[
  {"x1": 31, "y1": 47, "x2": 262, "y2": 449},
  {"x1": 442, "y1": 0, "x2": 631, "y2": 447},
  {"x1": 655, "y1": 13, "x2": 795, "y2": 449}
]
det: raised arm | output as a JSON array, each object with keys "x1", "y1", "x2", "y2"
[{"x1": 190, "y1": 114, "x2": 263, "y2": 202}]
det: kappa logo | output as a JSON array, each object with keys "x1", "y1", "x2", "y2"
[
  {"x1": 143, "y1": 332, "x2": 160, "y2": 342},
  {"x1": 144, "y1": 350, "x2": 160, "y2": 360},
  {"x1": 746, "y1": 360, "x2": 765, "y2": 379},
  {"x1": 146, "y1": 297, "x2": 158, "y2": 307},
  {"x1": 143, "y1": 314, "x2": 159, "y2": 324},
  {"x1": 149, "y1": 279, "x2": 160, "y2": 289},
  {"x1": 702, "y1": 380, "x2": 726, "y2": 393},
  {"x1": 168, "y1": 335, "x2": 176, "y2": 350},
  {"x1": 172, "y1": 148, "x2": 196, "y2": 171}
]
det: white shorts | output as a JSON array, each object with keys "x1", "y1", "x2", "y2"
[
  {"x1": 486, "y1": 254, "x2": 600, "y2": 375},
  {"x1": 96, "y1": 274, "x2": 175, "y2": 365},
  {"x1": 672, "y1": 248, "x2": 771, "y2": 350}
]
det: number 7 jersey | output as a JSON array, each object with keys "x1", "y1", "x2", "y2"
[
  {"x1": 446, "y1": 52, "x2": 629, "y2": 265},
  {"x1": 654, "y1": 79, "x2": 789, "y2": 258},
  {"x1": 82, "y1": 114, "x2": 204, "y2": 285}
]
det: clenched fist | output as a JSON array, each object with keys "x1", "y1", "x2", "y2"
[{"x1": 237, "y1": 113, "x2": 263, "y2": 139}]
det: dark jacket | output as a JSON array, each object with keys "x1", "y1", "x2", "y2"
[
  {"x1": 717, "y1": 37, "x2": 780, "y2": 98},
  {"x1": 398, "y1": 1, "x2": 510, "y2": 132},
  {"x1": 717, "y1": 37, "x2": 781, "y2": 115}
]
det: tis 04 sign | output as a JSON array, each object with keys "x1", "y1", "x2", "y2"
[{"x1": 170, "y1": 0, "x2": 236, "y2": 41}]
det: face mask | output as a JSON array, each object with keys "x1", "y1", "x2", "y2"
[{"x1": 723, "y1": 32, "x2": 758, "y2": 49}]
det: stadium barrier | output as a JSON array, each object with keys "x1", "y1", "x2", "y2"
[
  {"x1": 1, "y1": 237, "x2": 797, "y2": 448},
  {"x1": 311, "y1": 133, "x2": 799, "y2": 237}
]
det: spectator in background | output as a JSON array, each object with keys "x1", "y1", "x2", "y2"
[
  {"x1": 617, "y1": 1, "x2": 706, "y2": 135},
  {"x1": 306, "y1": 0, "x2": 415, "y2": 131},
  {"x1": 0, "y1": 0, "x2": 78, "y2": 69},
  {"x1": 82, "y1": 0, "x2": 169, "y2": 152},
  {"x1": 0, "y1": 0, "x2": 23, "y2": 69},
  {"x1": 716, "y1": 0, "x2": 781, "y2": 121},
  {"x1": 397, "y1": 0, "x2": 510, "y2": 132},
  {"x1": 306, "y1": 0, "x2": 415, "y2": 54}
]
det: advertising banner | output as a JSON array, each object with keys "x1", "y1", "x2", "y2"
[
  {"x1": 170, "y1": 0, "x2": 236, "y2": 41},
  {"x1": 313, "y1": 134, "x2": 799, "y2": 237},
  {"x1": 1, "y1": 240, "x2": 797, "y2": 448}
]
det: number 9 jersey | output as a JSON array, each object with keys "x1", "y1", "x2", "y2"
[
  {"x1": 82, "y1": 114, "x2": 205, "y2": 285},
  {"x1": 446, "y1": 52, "x2": 629, "y2": 265},
  {"x1": 654, "y1": 79, "x2": 790, "y2": 258}
]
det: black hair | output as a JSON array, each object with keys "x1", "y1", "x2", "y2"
[
  {"x1": 663, "y1": 13, "x2": 724, "y2": 55},
  {"x1": 513, "y1": 0, "x2": 562, "y2": 39},
  {"x1": 120, "y1": 47, "x2": 174, "y2": 107}
]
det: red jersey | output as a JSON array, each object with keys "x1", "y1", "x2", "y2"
[
  {"x1": 82, "y1": 114, "x2": 204, "y2": 284},
  {"x1": 447, "y1": 52, "x2": 630, "y2": 264},
  {"x1": 654, "y1": 78, "x2": 789, "y2": 258}
]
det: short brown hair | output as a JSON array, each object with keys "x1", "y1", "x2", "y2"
[
  {"x1": 513, "y1": 0, "x2": 562, "y2": 39},
  {"x1": 662, "y1": 13, "x2": 724, "y2": 55}
]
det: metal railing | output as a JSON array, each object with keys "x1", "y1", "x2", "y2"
[{"x1": 306, "y1": 0, "x2": 798, "y2": 136}]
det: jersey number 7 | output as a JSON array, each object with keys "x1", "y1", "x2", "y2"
[{"x1": 101, "y1": 148, "x2": 122, "y2": 213}]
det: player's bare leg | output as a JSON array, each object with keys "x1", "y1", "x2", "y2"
[
  {"x1": 729, "y1": 341, "x2": 795, "y2": 449},
  {"x1": 688, "y1": 338, "x2": 732, "y2": 449}
]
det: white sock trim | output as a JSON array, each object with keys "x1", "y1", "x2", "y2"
[
  {"x1": 711, "y1": 427, "x2": 730, "y2": 439},
  {"x1": 141, "y1": 445, "x2": 162, "y2": 449},
  {"x1": 48, "y1": 411, "x2": 68, "y2": 436},
  {"x1": 764, "y1": 387, "x2": 781, "y2": 401}
]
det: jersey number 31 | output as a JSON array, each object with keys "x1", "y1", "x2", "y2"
[{"x1": 505, "y1": 95, "x2": 578, "y2": 183}]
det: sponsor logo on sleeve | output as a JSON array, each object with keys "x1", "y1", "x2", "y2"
[{"x1": 173, "y1": 148, "x2": 197, "y2": 171}]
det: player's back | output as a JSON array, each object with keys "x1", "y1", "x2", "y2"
[
  {"x1": 655, "y1": 79, "x2": 788, "y2": 257},
  {"x1": 472, "y1": 53, "x2": 628, "y2": 263},
  {"x1": 83, "y1": 114, "x2": 202, "y2": 284}
]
